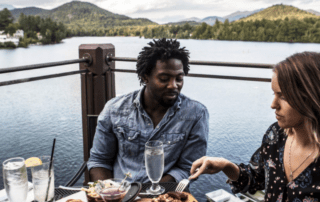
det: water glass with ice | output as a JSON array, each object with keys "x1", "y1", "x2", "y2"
[
  {"x1": 31, "y1": 156, "x2": 55, "y2": 202},
  {"x1": 2, "y1": 157, "x2": 29, "y2": 202},
  {"x1": 145, "y1": 140, "x2": 165, "y2": 195}
]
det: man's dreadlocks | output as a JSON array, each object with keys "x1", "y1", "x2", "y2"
[{"x1": 136, "y1": 38, "x2": 190, "y2": 85}]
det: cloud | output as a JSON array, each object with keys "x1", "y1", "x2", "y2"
[
  {"x1": 3, "y1": 0, "x2": 72, "y2": 9},
  {"x1": 151, "y1": 15, "x2": 187, "y2": 24},
  {"x1": 3, "y1": 0, "x2": 320, "y2": 24},
  {"x1": 247, "y1": 0, "x2": 314, "y2": 5},
  {"x1": 245, "y1": 0, "x2": 320, "y2": 12}
]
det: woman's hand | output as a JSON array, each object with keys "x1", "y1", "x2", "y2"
[{"x1": 189, "y1": 156, "x2": 228, "y2": 179}]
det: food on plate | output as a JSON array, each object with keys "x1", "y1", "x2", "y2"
[
  {"x1": 135, "y1": 192, "x2": 197, "y2": 202},
  {"x1": 81, "y1": 186, "x2": 100, "y2": 198},
  {"x1": 134, "y1": 198, "x2": 153, "y2": 202},
  {"x1": 81, "y1": 183, "x2": 104, "y2": 202},
  {"x1": 81, "y1": 178, "x2": 130, "y2": 202},
  {"x1": 82, "y1": 174, "x2": 132, "y2": 202},
  {"x1": 99, "y1": 187, "x2": 127, "y2": 202},
  {"x1": 25, "y1": 157, "x2": 42, "y2": 167}
]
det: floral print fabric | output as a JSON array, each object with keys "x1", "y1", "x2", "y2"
[{"x1": 228, "y1": 122, "x2": 320, "y2": 201}]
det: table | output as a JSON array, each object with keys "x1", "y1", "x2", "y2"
[
  {"x1": 54, "y1": 182, "x2": 189, "y2": 200},
  {"x1": 0, "y1": 182, "x2": 189, "y2": 201}
]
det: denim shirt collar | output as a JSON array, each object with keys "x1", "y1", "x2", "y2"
[{"x1": 133, "y1": 87, "x2": 182, "y2": 115}]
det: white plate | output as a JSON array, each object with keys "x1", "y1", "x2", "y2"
[
  {"x1": 206, "y1": 189, "x2": 243, "y2": 202},
  {"x1": 56, "y1": 191, "x2": 88, "y2": 202}
]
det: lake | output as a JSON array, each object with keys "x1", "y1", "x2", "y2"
[{"x1": 1, "y1": 37, "x2": 320, "y2": 202}]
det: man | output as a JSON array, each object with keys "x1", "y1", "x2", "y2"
[{"x1": 87, "y1": 38, "x2": 209, "y2": 183}]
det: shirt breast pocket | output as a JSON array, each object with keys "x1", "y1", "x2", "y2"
[
  {"x1": 114, "y1": 126, "x2": 140, "y2": 157},
  {"x1": 161, "y1": 133, "x2": 186, "y2": 163}
]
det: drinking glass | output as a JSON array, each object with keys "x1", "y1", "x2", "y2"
[
  {"x1": 2, "y1": 157, "x2": 28, "y2": 202},
  {"x1": 31, "y1": 156, "x2": 55, "y2": 202},
  {"x1": 145, "y1": 140, "x2": 165, "y2": 195}
]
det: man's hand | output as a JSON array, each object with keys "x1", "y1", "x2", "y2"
[{"x1": 89, "y1": 167, "x2": 113, "y2": 182}]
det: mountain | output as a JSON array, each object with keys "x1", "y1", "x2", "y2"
[
  {"x1": 166, "y1": 21, "x2": 201, "y2": 26},
  {"x1": 11, "y1": 7, "x2": 48, "y2": 21},
  {"x1": 239, "y1": 4, "x2": 320, "y2": 22},
  {"x1": 223, "y1": 8, "x2": 264, "y2": 22},
  {"x1": 200, "y1": 16, "x2": 225, "y2": 25},
  {"x1": 176, "y1": 8, "x2": 264, "y2": 26},
  {"x1": 182, "y1": 17, "x2": 201, "y2": 22},
  {"x1": 306, "y1": 9, "x2": 320, "y2": 16},
  {"x1": 39, "y1": 1, "x2": 156, "y2": 29},
  {"x1": 0, "y1": 4, "x2": 15, "y2": 10},
  {"x1": 9, "y1": 1, "x2": 156, "y2": 30}
]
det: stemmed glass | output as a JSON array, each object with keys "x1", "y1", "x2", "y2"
[
  {"x1": 2, "y1": 157, "x2": 28, "y2": 202},
  {"x1": 145, "y1": 140, "x2": 165, "y2": 195}
]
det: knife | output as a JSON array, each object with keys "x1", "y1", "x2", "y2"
[{"x1": 58, "y1": 186, "x2": 82, "y2": 191}]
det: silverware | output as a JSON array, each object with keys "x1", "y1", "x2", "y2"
[
  {"x1": 138, "y1": 192, "x2": 153, "y2": 196},
  {"x1": 58, "y1": 185, "x2": 82, "y2": 191},
  {"x1": 175, "y1": 179, "x2": 190, "y2": 192},
  {"x1": 175, "y1": 168, "x2": 199, "y2": 192}
]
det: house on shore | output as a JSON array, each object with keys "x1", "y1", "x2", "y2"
[{"x1": 0, "y1": 30, "x2": 24, "y2": 46}]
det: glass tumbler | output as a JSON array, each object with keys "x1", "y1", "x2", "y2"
[
  {"x1": 3, "y1": 157, "x2": 28, "y2": 202},
  {"x1": 31, "y1": 156, "x2": 55, "y2": 202}
]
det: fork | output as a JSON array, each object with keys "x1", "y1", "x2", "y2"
[
  {"x1": 175, "y1": 168, "x2": 200, "y2": 192},
  {"x1": 175, "y1": 178, "x2": 190, "y2": 192}
]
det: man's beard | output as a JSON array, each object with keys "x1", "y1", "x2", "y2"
[{"x1": 158, "y1": 96, "x2": 178, "y2": 108}]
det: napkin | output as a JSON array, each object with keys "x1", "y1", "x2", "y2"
[{"x1": 56, "y1": 191, "x2": 88, "y2": 202}]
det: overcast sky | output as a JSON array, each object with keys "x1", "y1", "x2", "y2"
[{"x1": 2, "y1": 0, "x2": 320, "y2": 24}]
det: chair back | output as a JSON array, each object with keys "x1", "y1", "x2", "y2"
[{"x1": 87, "y1": 114, "x2": 99, "y2": 156}]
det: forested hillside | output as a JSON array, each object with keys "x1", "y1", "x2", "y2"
[
  {"x1": 11, "y1": 7, "x2": 48, "y2": 20},
  {"x1": 11, "y1": 1, "x2": 156, "y2": 34},
  {"x1": 5, "y1": 2, "x2": 320, "y2": 44},
  {"x1": 240, "y1": 4, "x2": 319, "y2": 22},
  {"x1": 100, "y1": 16, "x2": 320, "y2": 43}
]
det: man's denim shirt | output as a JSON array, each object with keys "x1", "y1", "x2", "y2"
[{"x1": 87, "y1": 88, "x2": 209, "y2": 183}]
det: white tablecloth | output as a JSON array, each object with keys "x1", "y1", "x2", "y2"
[{"x1": 0, "y1": 183, "x2": 87, "y2": 202}]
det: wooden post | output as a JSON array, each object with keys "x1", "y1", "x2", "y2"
[{"x1": 79, "y1": 44, "x2": 116, "y2": 184}]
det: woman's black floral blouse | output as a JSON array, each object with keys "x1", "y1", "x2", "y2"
[{"x1": 228, "y1": 122, "x2": 320, "y2": 202}]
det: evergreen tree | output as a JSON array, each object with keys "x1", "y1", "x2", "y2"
[
  {"x1": 0, "y1": 8, "x2": 14, "y2": 30},
  {"x1": 215, "y1": 19, "x2": 220, "y2": 29},
  {"x1": 4, "y1": 23, "x2": 18, "y2": 36}
]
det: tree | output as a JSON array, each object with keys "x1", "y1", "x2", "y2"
[
  {"x1": 215, "y1": 19, "x2": 220, "y2": 29},
  {"x1": 191, "y1": 22, "x2": 208, "y2": 39},
  {"x1": 0, "y1": 8, "x2": 14, "y2": 30},
  {"x1": 182, "y1": 23, "x2": 192, "y2": 32},
  {"x1": 5, "y1": 23, "x2": 18, "y2": 36}
]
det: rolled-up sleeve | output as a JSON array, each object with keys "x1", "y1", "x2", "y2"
[
  {"x1": 167, "y1": 107, "x2": 209, "y2": 182},
  {"x1": 87, "y1": 103, "x2": 117, "y2": 171}
]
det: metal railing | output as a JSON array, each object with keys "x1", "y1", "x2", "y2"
[
  {"x1": 107, "y1": 56, "x2": 273, "y2": 82},
  {"x1": 0, "y1": 58, "x2": 91, "y2": 86},
  {"x1": 0, "y1": 43, "x2": 274, "y2": 183}
]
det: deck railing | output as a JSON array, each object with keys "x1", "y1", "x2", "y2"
[{"x1": 0, "y1": 43, "x2": 274, "y2": 183}]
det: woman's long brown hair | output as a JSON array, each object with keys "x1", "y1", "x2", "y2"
[{"x1": 274, "y1": 52, "x2": 320, "y2": 145}]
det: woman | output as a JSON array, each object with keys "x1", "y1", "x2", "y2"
[{"x1": 189, "y1": 52, "x2": 320, "y2": 201}]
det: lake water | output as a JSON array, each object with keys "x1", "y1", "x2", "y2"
[{"x1": 1, "y1": 37, "x2": 320, "y2": 201}]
